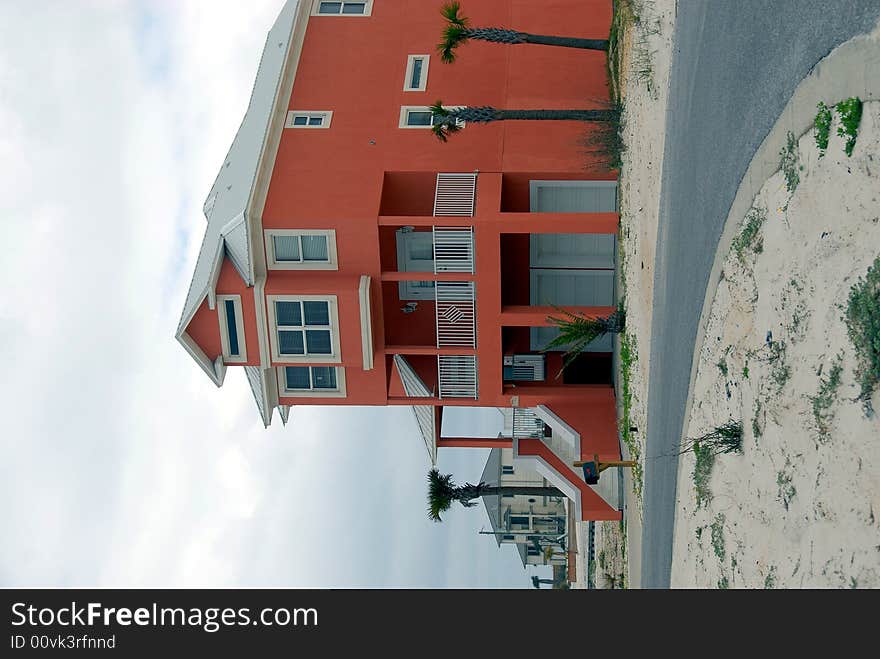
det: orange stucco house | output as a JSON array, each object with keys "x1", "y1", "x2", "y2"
[{"x1": 177, "y1": 0, "x2": 622, "y2": 521}]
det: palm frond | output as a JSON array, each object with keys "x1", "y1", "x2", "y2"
[
  {"x1": 429, "y1": 101, "x2": 461, "y2": 142},
  {"x1": 438, "y1": 24, "x2": 468, "y2": 63},
  {"x1": 440, "y1": 1, "x2": 468, "y2": 27},
  {"x1": 427, "y1": 468, "x2": 455, "y2": 521}
]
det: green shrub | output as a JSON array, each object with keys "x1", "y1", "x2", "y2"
[
  {"x1": 814, "y1": 101, "x2": 832, "y2": 156},
  {"x1": 835, "y1": 97, "x2": 863, "y2": 157},
  {"x1": 731, "y1": 207, "x2": 767, "y2": 262},
  {"x1": 845, "y1": 256, "x2": 880, "y2": 410},
  {"x1": 780, "y1": 131, "x2": 800, "y2": 194}
]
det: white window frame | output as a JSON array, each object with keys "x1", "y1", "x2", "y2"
[
  {"x1": 217, "y1": 295, "x2": 247, "y2": 363},
  {"x1": 267, "y1": 295, "x2": 341, "y2": 364},
  {"x1": 399, "y1": 105, "x2": 465, "y2": 129},
  {"x1": 285, "y1": 110, "x2": 333, "y2": 129},
  {"x1": 311, "y1": 0, "x2": 373, "y2": 16},
  {"x1": 403, "y1": 55, "x2": 430, "y2": 92},
  {"x1": 264, "y1": 229, "x2": 338, "y2": 270},
  {"x1": 277, "y1": 365, "x2": 347, "y2": 398}
]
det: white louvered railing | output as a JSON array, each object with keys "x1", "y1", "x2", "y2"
[
  {"x1": 437, "y1": 355, "x2": 478, "y2": 399},
  {"x1": 511, "y1": 407, "x2": 545, "y2": 439},
  {"x1": 433, "y1": 226, "x2": 474, "y2": 273},
  {"x1": 435, "y1": 281, "x2": 476, "y2": 348},
  {"x1": 433, "y1": 173, "x2": 477, "y2": 216}
]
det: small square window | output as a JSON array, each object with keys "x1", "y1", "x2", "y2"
[
  {"x1": 293, "y1": 116, "x2": 308, "y2": 126},
  {"x1": 276, "y1": 301, "x2": 302, "y2": 327}
]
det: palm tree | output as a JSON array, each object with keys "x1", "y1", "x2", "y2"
[
  {"x1": 438, "y1": 1, "x2": 608, "y2": 64},
  {"x1": 429, "y1": 101, "x2": 617, "y2": 142},
  {"x1": 427, "y1": 468, "x2": 563, "y2": 522},
  {"x1": 542, "y1": 306, "x2": 625, "y2": 374}
]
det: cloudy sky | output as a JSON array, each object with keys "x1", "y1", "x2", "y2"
[{"x1": 0, "y1": 0, "x2": 548, "y2": 588}]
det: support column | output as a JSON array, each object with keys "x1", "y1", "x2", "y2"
[
  {"x1": 500, "y1": 305, "x2": 616, "y2": 327},
  {"x1": 437, "y1": 437, "x2": 513, "y2": 449},
  {"x1": 492, "y1": 212, "x2": 619, "y2": 235}
]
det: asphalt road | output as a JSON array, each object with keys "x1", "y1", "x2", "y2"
[{"x1": 641, "y1": 0, "x2": 880, "y2": 588}]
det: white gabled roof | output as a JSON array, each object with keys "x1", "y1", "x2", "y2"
[{"x1": 175, "y1": 0, "x2": 303, "y2": 387}]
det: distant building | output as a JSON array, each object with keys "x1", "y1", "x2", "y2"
[
  {"x1": 176, "y1": 0, "x2": 622, "y2": 520},
  {"x1": 480, "y1": 446, "x2": 569, "y2": 569}
]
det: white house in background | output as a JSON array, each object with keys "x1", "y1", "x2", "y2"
[{"x1": 480, "y1": 446, "x2": 569, "y2": 569}]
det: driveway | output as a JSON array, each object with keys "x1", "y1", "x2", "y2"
[{"x1": 641, "y1": 0, "x2": 880, "y2": 588}]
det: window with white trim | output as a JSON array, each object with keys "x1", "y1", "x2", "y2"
[
  {"x1": 217, "y1": 295, "x2": 247, "y2": 363},
  {"x1": 312, "y1": 1, "x2": 372, "y2": 16},
  {"x1": 280, "y1": 365, "x2": 344, "y2": 392},
  {"x1": 399, "y1": 105, "x2": 465, "y2": 129},
  {"x1": 267, "y1": 295, "x2": 341, "y2": 363},
  {"x1": 403, "y1": 55, "x2": 430, "y2": 92},
  {"x1": 265, "y1": 229, "x2": 338, "y2": 270},
  {"x1": 285, "y1": 110, "x2": 333, "y2": 129}
]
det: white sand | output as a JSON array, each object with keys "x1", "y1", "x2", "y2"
[{"x1": 670, "y1": 102, "x2": 880, "y2": 588}]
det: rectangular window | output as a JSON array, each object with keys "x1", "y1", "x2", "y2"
[
  {"x1": 265, "y1": 230, "x2": 337, "y2": 270},
  {"x1": 267, "y1": 295, "x2": 341, "y2": 364},
  {"x1": 502, "y1": 465, "x2": 515, "y2": 475},
  {"x1": 312, "y1": 1, "x2": 372, "y2": 16},
  {"x1": 285, "y1": 111, "x2": 333, "y2": 129},
  {"x1": 403, "y1": 55, "x2": 429, "y2": 92},
  {"x1": 217, "y1": 295, "x2": 247, "y2": 363},
  {"x1": 278, "y1": 365, "x2": 347, "y2": 397},
  {"x1": 399, "y1": 105, "x2": 464, "y2": 129},
  {"x1": 509, "y1": 515, "x2": 531, "y2": 528}
]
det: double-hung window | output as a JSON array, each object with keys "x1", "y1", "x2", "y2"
[
  {"x1": 265, "y1": 229, "x2": 337, "y2": 270},
  {"x1": 268, "y1": 295, "x2": 340, "y2": 363},
  {"x1": 312, "y1": 1, "x2": 372, "y2": 15},
  {"x1": 277, "y1": 365, "x2": 346, "y2": 397},
  {"x1": 285, "y1": 110, "x2": 333, "y2": 129},
  {"x1": 217, "y1": 295, "x2": 247, "y2": 363}
]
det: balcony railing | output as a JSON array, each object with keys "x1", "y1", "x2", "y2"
[
  {"x1": 433, "y1": 172, "x2": 477, "y2": 216},
  {"x1": 435, "y1": 281, "x2": 476, "y2": 348},
  {"x1": 433, "y1": 174, "x2": 478, "y2": 399},
  {"x1": 433, "y1": 226, "x2": 474, "y2": 273},
  {"x1": 437, "y1": 355, "x2": 478, "y2": 399},
  {"x1": 511, "y1": 407, "x2": 545, "y2": 439}
]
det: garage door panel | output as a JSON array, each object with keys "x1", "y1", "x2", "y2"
[
  {"x1": 530, "y1": 233, "x2": 616, "y2": 269},
  {"x1": 530, "y1": 180, "x2": 618, "y2": 213}
]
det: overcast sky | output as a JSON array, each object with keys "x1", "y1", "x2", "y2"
[{"x1": 0, "y1": 0, "x2": 548, "y2": 588}]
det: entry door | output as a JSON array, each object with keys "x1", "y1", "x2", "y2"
[{"x1": 395, "y1": 230, "x2": 435, "y2": 300}]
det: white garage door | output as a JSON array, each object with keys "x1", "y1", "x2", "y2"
[
  {"x1": 529, "y1": 180, "x2": 618, "y2": 213},
  {"x1": 529, "y1": 269, "x2": 615, "y2": 352},
  {"x1": 530, "y1": 233, "x2": 616, "y2": 269}
]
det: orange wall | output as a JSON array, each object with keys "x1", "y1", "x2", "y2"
[{"x1": 196, "y1": 1, "x2": 616, "y2": 408}]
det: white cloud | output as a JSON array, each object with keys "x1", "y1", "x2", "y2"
[{"x1": 0, "y1": 0, "x2": 540, "y2": 588}]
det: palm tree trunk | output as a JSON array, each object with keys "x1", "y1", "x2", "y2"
[
  {"x1": 468, "y1": 485, "x2": 564, "y2": 499},
  {"x1": 497, "y1": 109, "x2": 616, "y2": 122},
  {"x1": 465, "y1": 27, "x2": 608, "y2": 51},
  {"x1": 522, "y1": 33, "x2": 609, "y2": 51}
]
